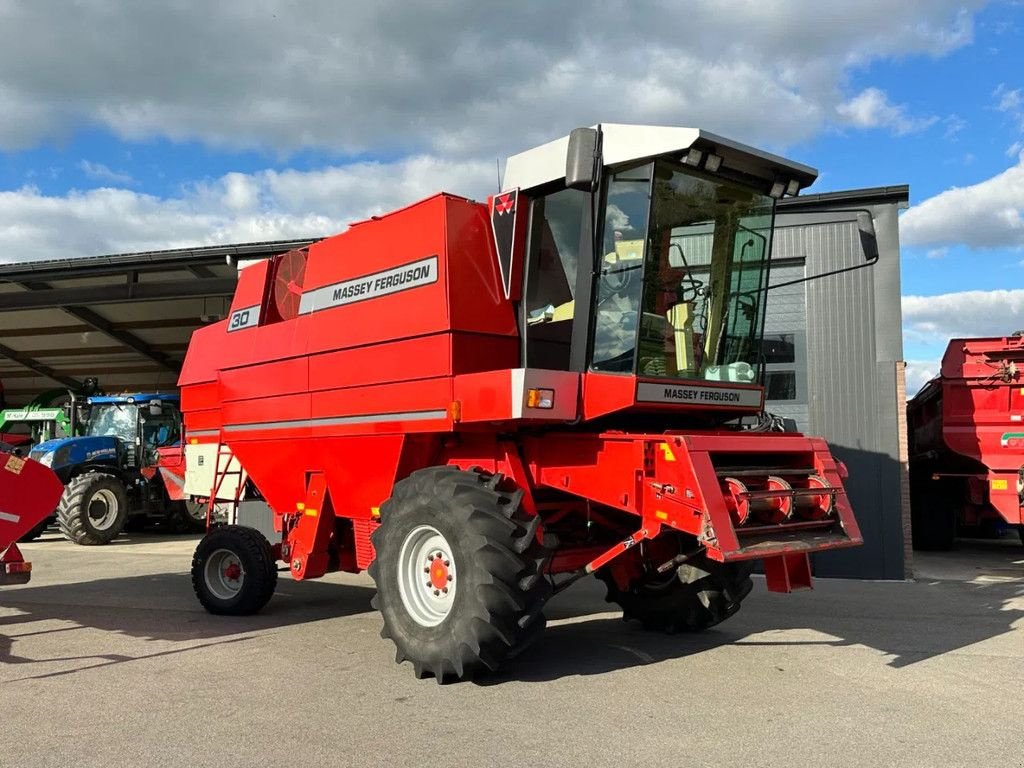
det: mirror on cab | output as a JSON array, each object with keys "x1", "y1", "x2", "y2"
[
  {"x1": 566, "y1": 127, "x2": 601, "y2": 191},
  {"x1": 857, "y1": 211, "x2": 880, "y2": 261},
  {"x1": 148, "y1": 399, "x2": 163, "y2": 417}
]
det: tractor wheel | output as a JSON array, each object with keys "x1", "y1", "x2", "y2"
[
  {"x1": 191, "y1": 525, "x2": 277, "y2": 615},
  {"x1": 369, "y1": 467, "x2": 551, "y2": 683},
  {"x1": 19, "y1": 516, "x2": 52, "y2": 542},
  {"x1": 57, "y1": 472, "x2": 129, "y2": 546},
  {"x1": 598, "y1": 554, "x2": 754, "y2": 633},
  {"x1": 171, "y1": 499, "x2": 208, "y2": 533}
]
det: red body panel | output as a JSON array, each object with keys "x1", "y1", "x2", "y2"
[
  {"x1": 909, "y1": 335, "x2": 1024, "y2": 526},
  {"x1": 1, "y1": 454, "x2": 63, "y2": 584},
  {"x1": 180, "y1": 192, "x2": 861, "y2": 592}
]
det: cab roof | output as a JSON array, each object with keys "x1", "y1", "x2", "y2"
[
  {"x1": 88, "y1": 393, "x2": 179, "y2": 405},
  {"x1": 501, "y1": 123, "x2": 818, "y2": 195}
]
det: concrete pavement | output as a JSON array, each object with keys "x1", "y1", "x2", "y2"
[{"x1": 1, "y1": 531, "x2": 1022, "y2": 768}]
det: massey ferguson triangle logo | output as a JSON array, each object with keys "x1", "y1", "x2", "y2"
[
  {"x1": 494, "y1": 192, "x2": 516, "y2": 215},
  {"x1": 490, "y1": 188, "x2": 519, "y2": 299}
]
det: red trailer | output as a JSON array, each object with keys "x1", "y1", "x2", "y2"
[
  {"x1": 180, "y1": 124, "x2": 863, "y2": 681},
  {"x1": 908, "y1": 334, "x2": 1024, "y2": 549},
  {"x1": 0, "y1": 452, "x2": 64, "y2": 585}
]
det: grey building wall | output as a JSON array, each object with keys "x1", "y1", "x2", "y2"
[{"x1": 770, "y1": 187, "x2": 909, "y2": 580}]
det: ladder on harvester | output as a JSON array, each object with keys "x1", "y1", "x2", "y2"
[{"x1": 207, "y1": 442, "x2": 245, "y2": 527}]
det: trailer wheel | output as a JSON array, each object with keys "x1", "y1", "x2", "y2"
[
  {"x1": 910, "y1": 480, "x2": 956, "y2": 551},
  {"x1": 57, "y1": 472, "x2": 129, "y2": 546},
  {"x1": 369, "y1": 467, "x2": 551, "y2": 683},
  {"x1": 191, "y1": 525, "x2": 277, "y2": 615},
  {"x1": 599, "y1": 554, "x2": 754, "y2": 633}
]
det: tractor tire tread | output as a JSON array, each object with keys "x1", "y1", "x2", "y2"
[
  {"x1": 56, "y1": 472, "x2": 129, "y2": 546},
  {"x1": 191, "y1": 525, "x2": 278, "y2": 616},
  {"x1": 369, "y1": 466, "x2": 550, "y2": 683}
]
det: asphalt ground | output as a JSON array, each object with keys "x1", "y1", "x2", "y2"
[{"x1": 1, "y1": 531, "x2": 1022, "y2": 768}]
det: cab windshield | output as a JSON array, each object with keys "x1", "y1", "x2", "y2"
[
  {"x1": 591, "y1": 160, "x2": 774, "y2": 382},
  {"x1": 86, "y1": 404, "x2": 138, "y2": 443}
]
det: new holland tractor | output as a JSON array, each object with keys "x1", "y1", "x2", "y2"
[
  {"x1": 180, "y1": 123, "x2": 866, "y2": 682},
  {"x1": 30, "y1": 393, "x2": 206, "y2": 545}
]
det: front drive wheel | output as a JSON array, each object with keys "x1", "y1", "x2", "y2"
[
  {"x1": 599, "y1": 553, "x2": 754, "y2": 633},
  {"x1": 192, "y1": 525, "x2": 278, "y2": 615},
  {"x1": 369, "y1": 467, "x2": 551, "y2": 683},
  {"x1": 57, "y1": 472, "x2": 129, "y2": 545}
]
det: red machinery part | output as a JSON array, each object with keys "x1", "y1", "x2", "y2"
[
  {"x1": 909, "y1": 334, "x2": 1024, "y2": 536},
  {"x1": 0, "y1": 453, "x2": 63, "y2": 585}
]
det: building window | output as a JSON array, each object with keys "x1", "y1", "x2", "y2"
[{"x1": 761, "y1": 331, "x2": 807, "y2": 404}]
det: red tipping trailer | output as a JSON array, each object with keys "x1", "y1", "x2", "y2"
[
  {"x1": 180, "y1": 124, "x2": 863, "y2": 681},
  {"x1": 0, "y1": 453, "x2": 64, "y2": 585},
  {"x1": 908, "y1": 334, "x2": 1024, "y2": 549}
]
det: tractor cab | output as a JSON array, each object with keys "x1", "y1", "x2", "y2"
[
  {"x1": 28, "y1": 393, "x2": 198, "y2": 546},
  {"x1": 498, "y1": 124, "x2": 822, "y2": 425}
]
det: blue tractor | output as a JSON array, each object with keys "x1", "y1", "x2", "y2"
[{"x1": 29, "y1": 393, "x2": 204, "y2": 545}]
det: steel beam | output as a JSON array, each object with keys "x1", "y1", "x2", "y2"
[
  {"x1": 0, "y1": 277, "x2": 237, "y2": 311},
  {"x1": 0, "y1": 343, "x2": 80, "y2": 388},
  {"x1": 16, "y1": 281, "x2": 186, "y2": 374}
]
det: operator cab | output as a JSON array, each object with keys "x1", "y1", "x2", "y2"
[{"x1": 502, "y1": 124, "x2": 817, "y2": 423}]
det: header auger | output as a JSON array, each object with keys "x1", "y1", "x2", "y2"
[{"x1": 180, "y1": 123, "x2": 862, "y2": 682}]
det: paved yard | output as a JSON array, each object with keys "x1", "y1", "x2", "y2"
[{"x1": 1, "y1": 531, "x2": 1022, "y2": 768}]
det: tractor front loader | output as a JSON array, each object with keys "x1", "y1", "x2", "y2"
[{"x1": 180, "y1": 123, "x2": 864, "y2": 682}]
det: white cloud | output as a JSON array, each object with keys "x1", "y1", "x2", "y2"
[
  {"x1": 77, "y1": 160, "x2": 135, "y2": 186},
  {"x1": 0, "y1": 1, "x2": 983, "y2": 155},
  {"x1": 0, "y1": 157, "x2": 494, "y2": 263},
  {"x1": 995, "y1": 83, "x2": 1023, "y2": 114},
  {"x1": 900, "y1": 153, "x2": 1024, "y2": 248},
  {"x1": 905, "y1": 359, "x2": 940, "y2": 398},
  {"x1": 836, "y1": 87, "x2": 938, "y2": 135},
  {"x1": 926, "y1": 247, "x2": 949, "y2": 259},
  {"x1": 903, "y1": 289, "x2": 1024, "y2": 347}
]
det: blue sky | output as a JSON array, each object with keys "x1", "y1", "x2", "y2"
[{"x1": 0, "y1": 1, "x2": 1022, "y2": 393}]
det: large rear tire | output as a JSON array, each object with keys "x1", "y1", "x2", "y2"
[
  {"x1": 191, "y1": 525, "x2": 277, "y2": 615},
  {"x1": 599, "y1": 553, "x2": 754, "y2": 633},
  {"x1": 57, "y1": 472, "x2": 129, "y2": 546},
  {"x1": 369, "y1": 467, "x2": 551, "y2": 683}
]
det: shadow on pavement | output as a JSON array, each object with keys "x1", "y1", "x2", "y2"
[
  {"x1": 0, "y1": 572, "x2": 376, "y2": 678},
  {"x1": 2, "y1": 552, "x2": 1022, "y2": 686},
  {"x1": 482, "y1": 573, "x2": 1024, "y2": 685}
]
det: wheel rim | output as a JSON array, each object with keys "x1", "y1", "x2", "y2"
[
  {"x1": 87, "y1": 488, "x2": 120, "y2": 531},
  {"x1": 204, "y1": 548, "x2": 245, "y2": 601},
  {"x1": 186, "y1": 501, "x2": 207, "y2": 523},
  {"x1": 397, "y1": 524, "x2": 457, "y2": 627}
]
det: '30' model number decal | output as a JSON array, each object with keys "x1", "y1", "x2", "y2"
[{"x1": 227, "y1": 304, "x2": 260, "y2": 332}]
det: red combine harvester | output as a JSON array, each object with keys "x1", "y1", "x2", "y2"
[
  {"x1": 0, "y1": 453, "x2": 63, "y2": 585},
  {"x1": 908, "y1": 334, "x2": 1024, "y2": 549},
  {"x1": 180, "y1": 124, "x2": 864, "y2": 681}
]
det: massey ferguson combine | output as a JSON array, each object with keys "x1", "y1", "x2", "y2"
[{"x1": 180, "y1": 124, "x2": 863, "y2": 682}]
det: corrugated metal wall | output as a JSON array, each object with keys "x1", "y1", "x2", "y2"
[{"x1": 771, "y1": 194, "x2": 908, "y2": 580}]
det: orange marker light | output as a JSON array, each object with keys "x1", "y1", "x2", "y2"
[{"x1": 526, "y1": 388, "x2": 554, "y2": 409}]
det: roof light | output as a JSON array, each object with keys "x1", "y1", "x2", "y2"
[
  {"x1": 704, "y1": 153, "x2": 722, "y2": 173},
  {"x1": 682, "y1": 148, "x2": 703, "y2": 167},
  {"x1": 785, "y1": 179, "x2": 801, "y2": 196},
  {"x1": 769, "y1": 181, "x2": 786, "y2": 199}
]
